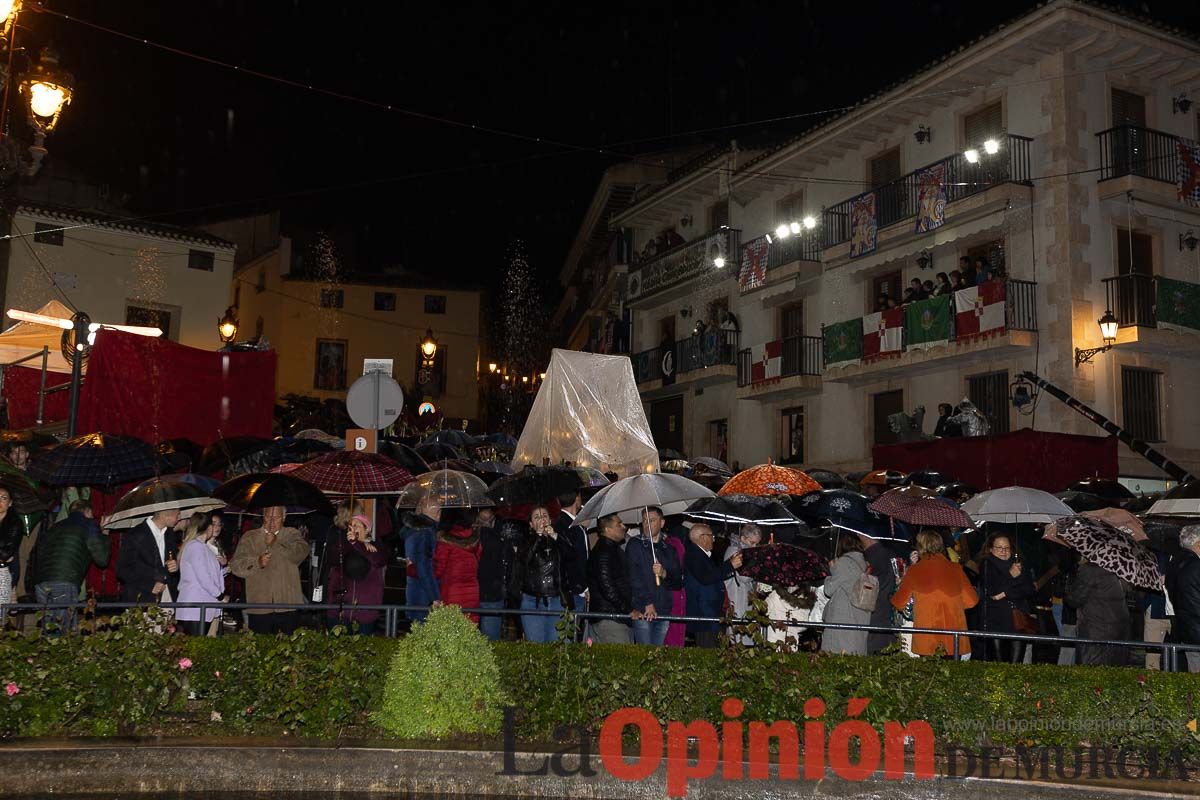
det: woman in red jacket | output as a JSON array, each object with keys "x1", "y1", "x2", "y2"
[{"x1": 433, "y1": 515, "x2": 482, "y2": 624}]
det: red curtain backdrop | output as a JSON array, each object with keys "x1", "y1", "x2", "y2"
[
  {"x1": 873, "y1": 428, "x2": 1118, "y2": 493},
  {"x1": 1, "y1": 365, "x2": 71, "y2": 428},
  {"x1": 76, "y1": 330, "x2": 276, "y2": 445}
]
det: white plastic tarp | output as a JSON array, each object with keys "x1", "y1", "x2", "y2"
[
  {"x1": 511, "y1": 348, "x2": 660, "y2": 477},
  {"x1": 0, "y1": 299, "x2": 75, "y2": 373}
]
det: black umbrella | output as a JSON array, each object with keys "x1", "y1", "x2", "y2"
[
  {"x1": 379, "y1": 440, "x2": 431, "y2": 475},
  {"x1": 0, "y1": 469, "x2": 49, "y2": 513},
  {"x1": 27, "y1": 432, "x2": 157, "y2": 487},
  {"x1": 1066, "y1": 478, "x2": 1133, "y2": 500},
  {"x1": 1056, "y1": 490, "x2": 1114, "y2": 513},
  {"x1": 156, "y1": 438, "x2": 204, "y2": 473},
  {"x1": 104, "y1": 478, "x2": 223, "y2": 529},
  {"x1": 658, "y1": 448, "x2": 687, "y2": 461},
  {"x1": 197, "y1": 436, "x2": 272, "y2": 474},
  {"x1": 214, "y1": 472, "x2": 335, "y2": 515},
  {"x1": 806, "y1": 469, "x2": 849, "y2": 490},
  {"x1": 789, "y1": 489, "x2": 896, "y2": 540},
  {"x1": 415, "y1": 443, "x2": 464, "y2": 463},
  {"x1": 228, "y1": 438, "x2": 334, "y2": 476},
  {"x1": 686, "y1": 494, "x2": 799, "y2": 526},
  {"x1": 937, "y1": 482, "x2": 980, "y2": 503},
  {"x1": 488, "y1": 465, "x2": 582, "y2": 506},
  {"x1": 421, "y1": 430, "x2": 479, "y2": 449},
  {"x1": 904, "y1": 470, "x2": 954, "y2": 490}
]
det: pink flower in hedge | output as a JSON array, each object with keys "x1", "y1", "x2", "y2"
[
  {"x1": 177, "y1": 658, "x2": 193, "y2": 670},
  {"x1": 1136, "y1": 674, "x2": 1147, "y2": 685},
  {"x1": 214, "y1": 671, "x2": 221, "y2": 679},
  {"x1": 5, "y1": 682, "x2": 19, "y2": 697},
  {"x1": 586, "y1": 638, "x2": 593, "y2": 647}
]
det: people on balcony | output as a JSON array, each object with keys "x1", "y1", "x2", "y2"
[
  {"x1": 974, "y1": 257, "x2": 994, "y2": 286},
  {"x1": 935, "y1": 272, "x2": 954, "y2": 296},
  {"x1": 950, "y1": 270, "x2": 966, "y2": 291},
  {"x1": 960, "y1": 257, "x2": 977, "y2": 286},
  {"x1": 922, "y1": 279, "x2": 936, "y2": 296}
]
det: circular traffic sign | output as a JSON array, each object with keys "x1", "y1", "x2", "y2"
[{"x1": 346, "y1": 371, "x2": 404, "y2": 430}]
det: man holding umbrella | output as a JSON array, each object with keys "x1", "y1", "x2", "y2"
[
  {"x1": 626, "y1": 507, "x2": 683, "y2": 646},
  {"x1": 231, "y1": 506, "x2": 309, "y2": 634},
  {"x1": 117, "y1": 509, "x2": 182, "y2": 606}
]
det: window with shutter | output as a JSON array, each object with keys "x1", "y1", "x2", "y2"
[
  {"x1": 968, "y1": 371, "x2": 1010, "y2": 435},
  {"x1": 873, "y1": 389, "x2": 904, "y2": 445},
  {"x1": 1116, "y1": 229, "x2": 1154, "y2": 276},
  {"x1": 1122, "y1": 366, "x2": 1162, "y2": 442},
  {"x1": 964, "y1": 102, "x2": 1003, "y2": 147},
  {"x1": 1111, "y1": 89, "x2": 1146, "y2": 128},
  {"x1": 776, "y1": 191, "x2": 803, "y2": 224},
  {"x1": 869, "y1": 149, "x2": 901, "y2": 188},
  {"x1": 709, "y1": 200, "x2": 729, "y2": 231}
]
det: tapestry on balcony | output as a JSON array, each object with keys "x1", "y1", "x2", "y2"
[
  {"x1": 863, "y1": 308, "x2": 903, "y2": 359},
  {"x1": 823, "y1": 318, "x2": 862, "y2": 367},
  {"x1": 905, "y1": 294, "x2": 952, "y2": 350},
  {"x1": 1177, "y1": 140, "x2": 1200, "y2": 205},
  {"x1": 740, "y1": 236, "x2": 769, "y2": 292},
  {"x1": 954, "y1": 279, "x2": 1006, "y2": 339},
  {"x1": 914, "y1": 163, "x2": 947, "y2": 233},
  {"x1": 849, "y1": 193, "x2": 877, "y2": 258},
  {"x1": 1156, "y1": 276, "x2": 1200, "y2": 333},
  {"x1": 750, "y1": 339, "x2": 782, "y2": 385}
]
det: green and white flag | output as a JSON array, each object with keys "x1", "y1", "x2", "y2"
[
  {"x1": 1155, "y1": 277, "x2": 1200, "y2": 334},
  {"x1": 905, "y1": 294, "x2": 952, "y2": 350},
  {"x1": 823, "y1": 318, "x2": 862, "y2": 366}
]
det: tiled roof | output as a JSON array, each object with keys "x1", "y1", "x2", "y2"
[{"x1": 16, "y1": 202, "x2": 235, "y2": 250}]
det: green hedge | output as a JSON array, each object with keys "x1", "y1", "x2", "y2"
[{"x1": 1, "y1": 610, "x2": 1198, "y2": 756}]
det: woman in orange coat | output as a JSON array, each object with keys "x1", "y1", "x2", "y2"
[{"x1": 892, "y1": 530, "x2": 979, "y2": 658}]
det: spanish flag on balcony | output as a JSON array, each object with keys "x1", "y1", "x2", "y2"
[
  {"x1": 954, "y1": 280, "x2": 1006, "y2": 339},
  {"x1": 863, "y1": 308, "x2": 904, "y2": 360},
  {"x1": 751, "y1": 339, "x2": 782, "y2": 385}
]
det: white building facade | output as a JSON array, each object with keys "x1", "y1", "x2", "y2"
[{"x1": 569, "y1": 1, "x2": 1200, "y2": 482}]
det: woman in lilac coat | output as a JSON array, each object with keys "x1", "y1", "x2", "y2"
[{"x1": 176, "y1": 511, "x2": 227, "y2": 635}]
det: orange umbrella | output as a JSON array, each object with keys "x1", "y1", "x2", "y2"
[
  {"x1": 860, "y1": 469, "x2": 907, "y2": 488},
  {"x1": 718, "y1": 462, "x2": 821, "y2": 497}
]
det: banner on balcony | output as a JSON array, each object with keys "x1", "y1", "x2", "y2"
[
  {"x1": 849, "y1": 193, "x2": 877, "y2": 258},
  {"x1": 1178, "y1": 140, "x2": 1200, "y2": 205},
  {"x1": 914, "y1": 163, "x2": 947, "y2": 233},
  {"x1": 905, "y1": 294, "x2": 952, "y2": 350},
  {"x1": 823, "y1": 318, "x2": 862, "y2": 367},
  {"x1": 661, "y1": 340, "x2": 676, "y2": 386},
  {"x1": 750, "y1": 339, "x2": 782, "y2": 385},
  {"x1": 739, "y1": 236, "x2": 769, "y2": 292},
  {"x1": 863, "y1": 308, "x2": 904, "y2": 360},
  {"x1": 954, "y1": 280, "x2": 1006, "y2": 339},
  {"x1": 1155, "y1": 276, "x2": 1200, "y2": 333}
]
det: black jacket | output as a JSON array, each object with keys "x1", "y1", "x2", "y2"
[
  {"x1": 587, "y1": 536, "x2": 631, "y2": 615},
  {"x1": 520, "y1": 532, "x2": 567, "y2": 600},
  {"x1": 1167, "y1": 549, "x2": 1200, "y2": 645},
  {"x1": 553, "y1": 511, "x2": 588, "y2": 596},
  {"x1": 1065, "y1": 562, "x2": 1130, "y2": 666},
  {"x1": 861, "y1": 541, "x2": 898, "y2": 654},
  {"x1": 478, "y1": 521, "x2": 523, "y2": 604},
  {"x1": 116, "y1": 521, "x2": 181, "y2": 604},
  {"x1": 684, "y1": 541, "x2": 734, "y2": 633},
  {"x1": 0, "y1": 511, "x2": 24, "y2": 584},
  {"x1": 976, "y1": 556, "x2": 1035, "y2": 632}
]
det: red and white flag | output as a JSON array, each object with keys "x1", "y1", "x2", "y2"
[
  {"x1": 751, "y1": 339, "x2": 782, "y2": 383},
  {"x1": 955, "y1": 280, "x2": 1006, "y2": 339},
  {"x1": 863, "y1": 308, "x2": 903, "y2": 359}
]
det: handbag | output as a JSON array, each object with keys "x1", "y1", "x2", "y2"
[
  {"x1": 1010, "y1": 605, "x2": 1037, "y2": 634},
  {"x1": 850, "y1": 566, "x2": 880, "y2": 612}
]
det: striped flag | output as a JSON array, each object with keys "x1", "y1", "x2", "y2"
[
  {"x1": 863, "y1": 308, "x2": 904, "y2": 359},
  {"x1": 955, "y1": 280, "x2": 1006, "y2": 339},
  {"x1": 751, "y1": 339, "x2": 783, "y2": 384}
]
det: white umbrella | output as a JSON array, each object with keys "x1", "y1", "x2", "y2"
[
  {"x1": 395, "y1": 469, "x2": 494, "y2": 509},
  {"x1": 961, "y1": 486, "x2": 1073, "y2": 524},
  {"x1": 576, "y1": 473, "x2": 715, "y2": 528},
  {"x1": 1148, "y1": 480, "x2": 1200, "y2": 517}
]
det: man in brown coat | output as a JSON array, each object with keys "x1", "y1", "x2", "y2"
[{"x1": 231, "y1": 506, "x2": 309, "y2": 634}]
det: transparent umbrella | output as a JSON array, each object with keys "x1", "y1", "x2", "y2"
[{"x1": 396, "y1": 469, "x2": 494, "y2": 509}]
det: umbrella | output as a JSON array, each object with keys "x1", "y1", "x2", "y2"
[
  {"x1": 379, "y1": 440, "x2": 431, "y2": 475},
  {"x1": 961, "y1": 486, "x2": 1074, "y2": 524},
  {"x1": 904, "y1": 470, "x2": 954, "y2": 490},
  {"x1": 789, "y1": 489, "x2": 897, "y2": 540},
  {"x1": 27, "y1": 432, "x2": 157, "y2": 487},
  {"x1": 570, "y1": 466, "x2": 611, "y2": 489},
  {"x1": 196, "y1": 436, "x2": 272, "y2": 474},
  {"x1": 737, "y1": 543, "x2": 829, "y2": 587},
  {"x1": 869, "y1": 485, "x2": 972, "y2": 529},
  {"x1": 229, "y1": 438, "x2": 334, "y2": 477},
  {"x1": 396, "y1": 469, "x2": 494, "y2": 509},
  {"x1": 0, "y1": 462, "x2": 48, "y2": 513},
  {"x1": 1042, "y1": 515, "x2": 1162, "y2": 590},
  {"x1": 937, "y1": 482, "x2": 980, "y2": 503},
  {"x1": 103, "y1": 478, "x2": 224, "y2": 529},
  {"x1": 686, "y1": 494, "x2": 799, "y2": 526},
  {"x1": 155, "y1": 438, "x2": 203, "y2": 473},
  {"x1": 427, "y1": 458, "x2": 480, "y2": 476},
  {"x1": 657, "y1": 448, "x2": 687, "y2": 461},
  {"x1": 1066, "y1": 478, "x2": 1134, "y2": 501},
  {"x1": 1046, "y1": 507, "x2": 1147, "y2": 543},
  {"x1": 290, "y1": 451, "x2": 415, "y2": 495},
  {"x1": 1056, "y1": 490, "x2": 1114, "y2": 513},
  {"x1": 690, "y1": 457, "x2": 732, "y2": 476},
  {"x1": 214, "y1": 472, "x2": 335, "y2": 515},
  {"x1": 807, "y1": 469, "x2": 849, "y2": 490},
  {"x1": 294, "y1": 428, "x2": 346, "y2": 449},
  {"x1": 415, "y1": 443, "x2": 464, "y2": 463},
  {"x1": 718, "y1": 463, "x2": 821, "y2": 497},
  {"x1": 488, "y1": 465, "x2": 584, "y2": 506},
  {"x1": 159, "y1": 472, "x2": 222, "y2": 493},
  {"x1": 662, "y1": 459, "x2": 690, "y2": 474},
  {"x1": 421, "y1": 430, "x2": 478, "y2": 449},
  {"x1": 1148, "y1": 480, "x2": 1200, "y2": 517},
  {"x1": 860, "y1": 469, "x2": 907, "y2": 489},
  {"x1": 474, "y1": 461, "x2": 515, "y2": 477},
  {"x1": 484, "y1": 432, "x2": 519, "y2": 450},
  {"x1": 576, "y1": 473, "x2": 714, "y2": 527}
]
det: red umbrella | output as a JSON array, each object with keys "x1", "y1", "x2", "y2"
[
  {"x1": 869, "y1": 485, "x2": 972, "y2": 529},
  {"x1": 290, "y1": 451, "x2": 414, "y2": 495}
]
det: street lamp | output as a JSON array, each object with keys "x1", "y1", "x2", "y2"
[
  {"x1": 1075, "y1": 310, "x2": 1119, "y2": 367},
  {"x1": 488, "y1": 362, "x2": 498, "y2": 373},
  {"x1": 217, "y1": 306, "x2": 239, "y2": 343},
  {"x1": 419, "y1": 328, "x2": 438, "y2": 368}
]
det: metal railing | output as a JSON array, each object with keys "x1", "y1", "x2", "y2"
[
  {"x1": 766, "y1": 233, "x2": 822, "y2": 268},
  {"x1": 1096, "y1": 125, "x2": 1190, "y2": 184},
  {"x1": 678, "y1": 329, "x2": 738, "y2": 372},
  {"x1": 736, "y1": 335, "x2": 822, "y2": 387},
  {"x1": 631, "y1": 346, "x2": 663, "y2": 383},
  {"x1": 627, "y1": 229, "x2": 741, "y2": 302},
  {"x1": 822, "y1": 134, "x2": 1033, "y2": 248},
  {"x1": 10, "y1": 599, "x2": 1200, "y2": 671},
  {"x1": 1104, "y1": 273, "x2": 1156, "y2": 327}
]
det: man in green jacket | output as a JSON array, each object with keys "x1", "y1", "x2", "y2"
[{"x1": 28, "y1": 499, "x2": 109, "y2": 633}]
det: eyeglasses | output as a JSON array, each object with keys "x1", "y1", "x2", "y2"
[{"x1": 992, "y1": 545, "x2": 1012, "y2": 551}]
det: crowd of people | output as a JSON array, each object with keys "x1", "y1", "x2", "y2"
[{"x1": 874, "y1": 256, "x2": 1003, "y2": 311}]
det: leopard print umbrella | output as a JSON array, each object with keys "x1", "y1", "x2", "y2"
[{"x1": 1043, "y1": 515, "x2": 1162, "y2": 591}]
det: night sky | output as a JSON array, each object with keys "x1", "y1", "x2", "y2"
[{"x1": 34, "y1": 0, "x2": 1200, "y2": 292}]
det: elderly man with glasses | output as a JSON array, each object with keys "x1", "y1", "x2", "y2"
[{"x1": 684, "y1": 523, "x2": 742, "y2": 648}]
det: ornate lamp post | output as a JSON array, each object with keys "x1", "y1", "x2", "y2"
[
  {"x1": 217, "y1": 306, "x2": 239, "y2": 344},
  {"x1": 1074, "y1": 310, "x2": 1119, "y2": 367}
]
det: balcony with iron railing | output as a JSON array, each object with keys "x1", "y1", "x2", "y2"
[
  {"x1": 735, "y1": 334, "x2": 823, "y2": 400},
  {"x1": 821, "y1": 278, "x2": 1038, "y2": 384},
  {"x1": 631, "y1": 329, "x2": 739, "y2": 394},
  {"x1": 1095, "y1": 125, "x2": 1199, "y2": 206},
  {"x1": 1100, "y1": 273, "x2": 1200, "y2": 357},
  {"x1": 626, "y1": 228, "x2": 741, "y2": 306},
  {"x1": 822, "y1": 134, "x2": 1033, "y2": 250}
]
